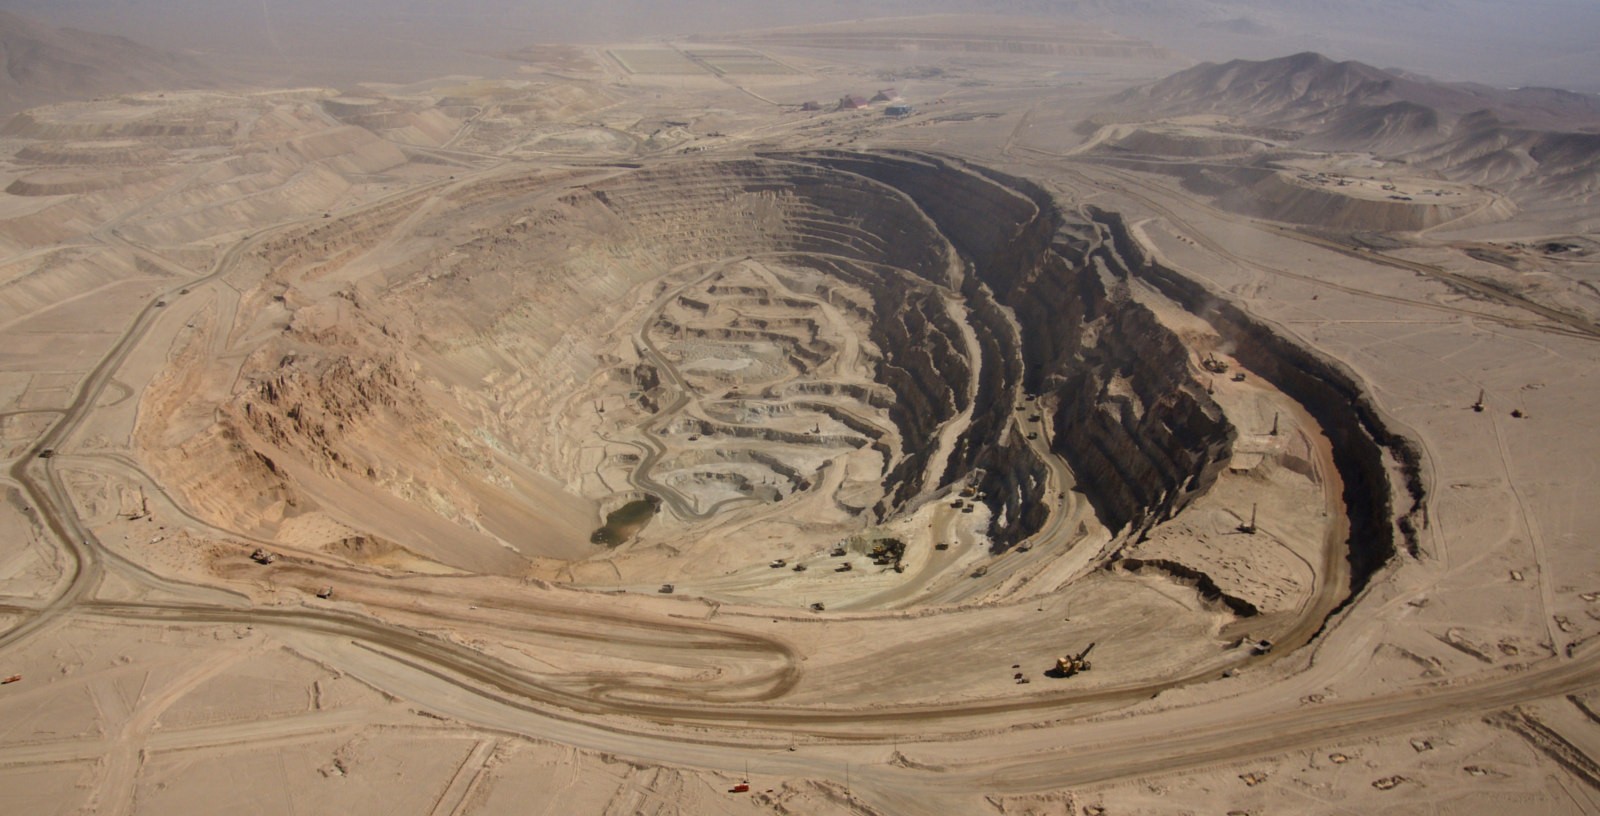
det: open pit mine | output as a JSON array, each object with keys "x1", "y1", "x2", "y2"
[{"x1": 2, "y1": 14, "x2": 1600, "y2": 816}]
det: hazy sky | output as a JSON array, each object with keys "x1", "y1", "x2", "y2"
[{"x1": 4, "y1": 0, "x2": 1597, "y2": 92}]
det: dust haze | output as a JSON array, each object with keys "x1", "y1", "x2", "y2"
[
  {"x1": 6, "y1": 0, "x2": 1600, "y2": 91},
  {"x1": 1, "y1": 2, "x2": 1599, "y2": 815}
]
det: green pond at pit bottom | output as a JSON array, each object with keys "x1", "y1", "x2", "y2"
[{"x1": 591, "y1": 497, "x2": 660, "y2": 546}]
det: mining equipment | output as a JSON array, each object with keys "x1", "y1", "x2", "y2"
[
  {"x1": 770, "y1": 559, "x2": 787, "y2": 568},
  {"x1": 1238, "y1": 504, "x2": 1258, "y2": 534},
  {"x1": 1231, "y1": 372, "x2": 1246, "y2": 382},
  {"x1": 2, "y1": 675, "x2": 21, "y2": 684},
  {"x1": 869, "y1": 539, "x2": 906, "y2": 566},
  {"x1": 792, "y1": 563, "x2": 807, "y2": 572},
  {"x1": 830, "y1": 545, "x2": 847, "y2": 557},
  {"x1": 1473, "y1": 389, "x2": 1485, "y2": 412},
  {"x1": 1233, "y1": 634, "x2": 1273, "y2": 655},
  {"x1": 37, "y1": 448, "x2": 54, "y2": 459},
  {"x1": 1053, "y1": 642, "x2": 1096, "y2": 677},
  {"x1": 659, "y1": 583, "x2": 675, "y2": 594},
  {"x1": 810, "y1": 602, "x2": 825, "y2": 611},
  {"x1": 249, "y1": 548, "x2": 277, "y2": 565},
  {"x1": 935, "y1": 542, "x2": 950, "y2": 550},
  {"x1": 1202, "y1": 353, "x2": 1230, "y2": 373},
  {"x1": 316, "y1": 586, "x2": 333, "y2": 599},
  {"x1": 836, "y1": 562, "x2": 853, "y2": 573}
]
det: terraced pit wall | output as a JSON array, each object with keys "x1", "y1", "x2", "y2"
[
  {"x1": 588, "y1": 155, "x2": 1406, "y2": 594},
  {"x1": 573, "y1": 159, "x2": 972, "y2": 517},
  {"x1": 1090, "y1": 205, "x2": 1423, "y2": 595},
  {"x1": 202, "y1": 152, "x2": 1396, "y2": 581},
  {"x1": 786, "y1": 151, "x2": 1234, "y2": 543},
  {"x1": 814, "y1": 151, "x2": 1411, "y2": 598}
]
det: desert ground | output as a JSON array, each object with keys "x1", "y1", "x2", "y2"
[{"x1": 1, "y1": 13, "x2": 1600, "y2": 815}]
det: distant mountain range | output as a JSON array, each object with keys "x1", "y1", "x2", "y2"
[
  {"x1": 1109, "y1": 52, "x2": 1600, "y2": 202},
  {"x1": 1117, "y1": 52, "x2": 1600, "y2": 129},
  {"x1": 0, "y1": 10, "x2": 214, "y2": 114}
]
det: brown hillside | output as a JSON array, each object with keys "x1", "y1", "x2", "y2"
[{"x1": 0, "y1": 10, "x2": 214, "y2": 114}]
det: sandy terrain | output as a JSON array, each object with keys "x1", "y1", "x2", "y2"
[{"x1": 1, "y1": 13, "x2": 1599, "y2": 816}]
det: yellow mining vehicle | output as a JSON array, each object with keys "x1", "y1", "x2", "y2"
[{"x1": 1054, "y1": 642, "x2": 1096, "y2": 677}]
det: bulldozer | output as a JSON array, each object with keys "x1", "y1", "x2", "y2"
[{"x1": 1053, "y1": 642, "x2": 1096, "y2": 677}]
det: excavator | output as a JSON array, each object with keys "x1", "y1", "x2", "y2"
[{"x1": 1053, "y1": 642, "x2": 1096, "y2": 677}]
